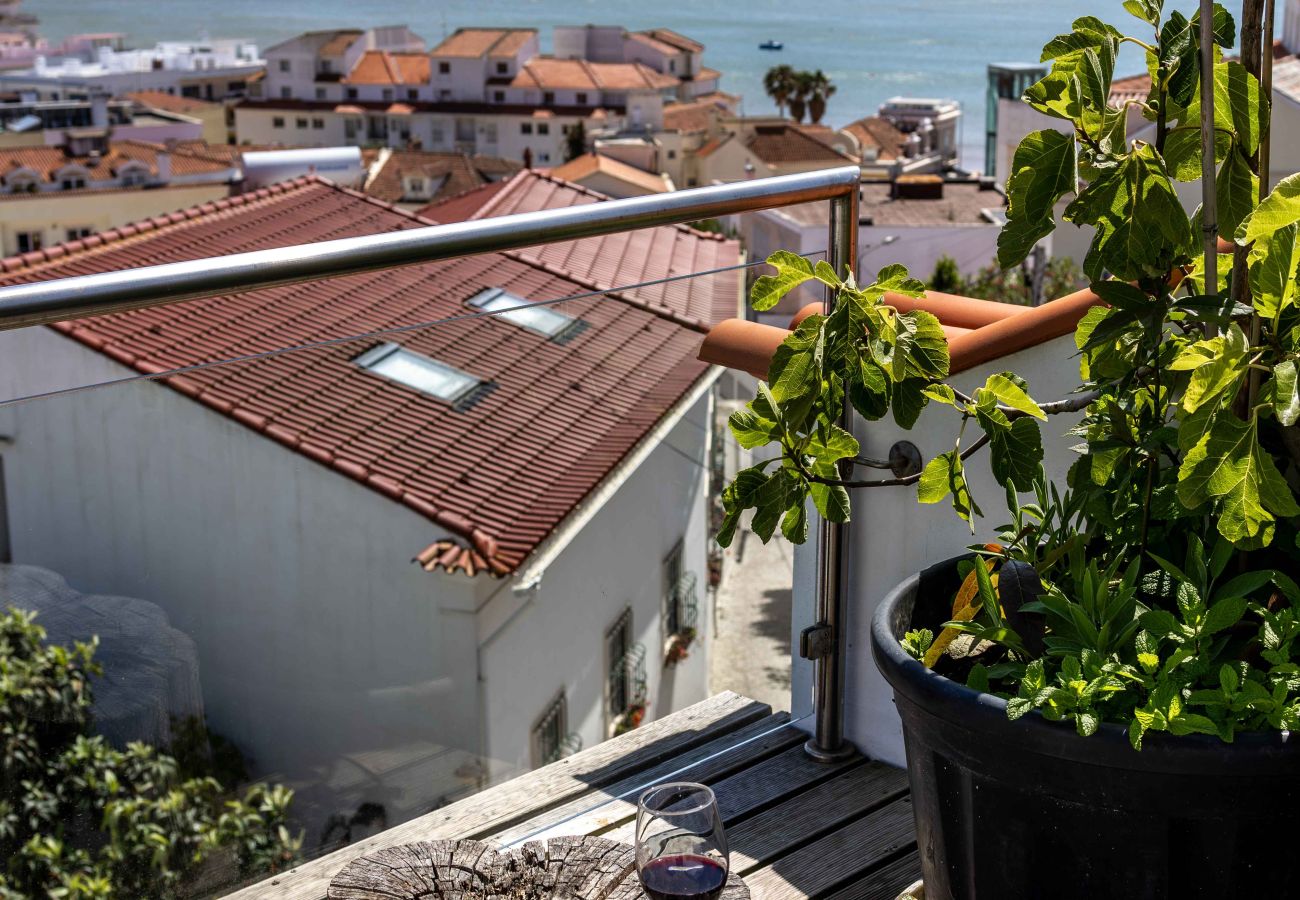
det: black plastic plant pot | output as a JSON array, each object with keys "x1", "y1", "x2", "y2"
[{"x1": 870, "y1": 556, "x2": 1300, "y2": 900}]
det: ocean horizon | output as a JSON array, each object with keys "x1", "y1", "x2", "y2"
[{"x1": 28, "y1": 1, "x2": 1164, "y2": 168}]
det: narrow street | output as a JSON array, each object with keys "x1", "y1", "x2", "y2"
[{"x1": 708, "y1": 528, "x2": 794, "y2": 713}]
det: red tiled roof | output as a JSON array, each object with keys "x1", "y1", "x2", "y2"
[
  {"x1": 363, "y1": 149, "x2": 520, "y2": 204},
  {"x1": 0, "y1": 139, "x2": 232, "y2": 184},
  {"x1": 0, "y1": 178, "x2": 723, "y2": 577},
  {"x1": 841, "y1": 116, "x2": 908, "y2": 161},
  {"x1": 417, "y1": 180, "x2": 512, "y2": 224},
  {"x1": 317, "y1": 31, "x2": 364, "y2": 57},
  {"x1": 511, "y1": 59, "x2": 678, "y2": 92},
  {"x1": 547, "y1": 153, "x2": 669, "y2": 194},
  {"x1": 432, "y1": 28, "x2": 536, "y2": 59},
  {"x1": 662, "y1": 97, "x2": 724, "y2": 133},
  {"x1": 344, "y1": 50, "x2": 431, "y2": 86},
  {"x1": 419, "y1": 169, "x2": 742, "y2": 326},
  {"x1": 746, "y1": 123, "x2": 855, "y2": 165}
]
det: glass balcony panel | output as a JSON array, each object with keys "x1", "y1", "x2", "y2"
[{"x1": 0, "y1": 226, "x2": 819, "y2": 895}]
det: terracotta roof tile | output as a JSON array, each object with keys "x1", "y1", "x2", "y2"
[
  {"x1": 344, "y1": 50, "x2": 430, "y2": 85},
  {"x1": 840, "y1": 116, "x2": 908, "y2": 160},
  {"x1": 432, "y1": 28, "x2": 536, "y2": 59},
  {"x1": 0, "y1": 177, "x2": 722, "y2": 577},
  {"x1": 547, "y1": 153, "x2": 668, "y2": 194},
  {"x1": 317, "y1": 31, "x2": 364, "y2": 57},
  {"x1": 363, "y1": 149, "x2": 519, "y2": 204},
  {"x1": 419, "y1": 169, "x2": 740, "y2": 326},
  {"x1": 746, "y1": 123, "x2": 855, "y2": 165},
  {"x1": 512, "y1": 59, "x2": 678, "y2": 91},
  {"x1": 663, "y1": 97, "x2": 724, "y2": 133},
  {"x1": 0, "y1": 139, "x2": 232, "y2": 185}
]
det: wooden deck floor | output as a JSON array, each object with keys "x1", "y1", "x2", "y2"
[{"x1": 230, "y1": 692, "x2": 921, "y2": 900}]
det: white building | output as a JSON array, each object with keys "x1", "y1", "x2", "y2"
[
  {"x1": 737, "y1": 176, "x2": 1007, "y2": 321},
  {"x1": 236, "y1": 24, "x2": 723, "y2": 168},
  {"x1": 0, "y1": 173, "x2": 741, "y2": 846},
  {"x1": 0, "y1": 38, "x2": 264, "y2": 101}
]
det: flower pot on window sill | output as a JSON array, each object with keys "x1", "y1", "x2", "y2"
[
  {"x1": 611, "y1": 703, "x2": 647, "y2": 737},
  {"x1": 871, "y1": 556, "x2": 1300, "y2": 900},
  {"x1": 663, "y1": 628, "x2": 696, "y2": 666}
]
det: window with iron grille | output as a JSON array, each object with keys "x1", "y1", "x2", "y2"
[
  {"x1": 663, "y1": 541, "x2": 684, "y2": 636},
  {"x1": 606, "y1": 608, "x2": 633, "y2": 719},
  {"x1": 530, "y1": 691, "x2": 568, "y2": 767}
]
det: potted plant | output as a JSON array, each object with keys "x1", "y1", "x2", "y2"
[
  {"x1": 664, "y1": 627, "x2": 697, "y2": 666},
  {"x1": 612, "y1": 701, "x2": 647, "y2": 736},
  {"x1": 717, "y1": 3, "x2": 1300, "y2": 896}
]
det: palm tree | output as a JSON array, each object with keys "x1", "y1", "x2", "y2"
[
  {"x1": 763, "y1": 65, "x2": 797, "y2": 118},
  {"x1": 788, "y1": 71, "x2": 816, "y2": 123},
  {"x1": 807, "y1": 70, "x2": 837, "y2": 125}
]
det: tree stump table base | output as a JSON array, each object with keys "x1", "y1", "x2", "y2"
[{"x1": 327, "y1": 835, "x2": 751, "y2": 900}]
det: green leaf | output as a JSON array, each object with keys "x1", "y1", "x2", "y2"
[
  {"x1": 997, "y1": 130, "x2": 1078, "y2": 268},
  {"x1": 809, "y1": 478, "x2": 851, "y2": 524},
  {"x1": 917, "y1": 452, "x2": 953, "y2": 504},
  {"x1": 898, "y1": 309, "x2": 950, "y2": 379},
  {"x1": 1272, "y1": 361, "x2": 1300, "y2": 426},
  {"x1": 1239, "y1": 173, "x2": 1300, "y2": 248},
  {"x1": 1065, "y1": 145, "x2": 1192, "y2": 282},
  {"x1": 922, "y1": 384, "x2": 959, "y2": 407},
  {"x1": 988, "y1": 417, "x2": 1045, "y2": 492},
  {"x1": 891, "y1": 378, "x2": 929, "y2": 429},
  {"x1": 813, "y1": 259, "x2": 841, "y2": 289},
  {"x1": 982, "y1": 372, "x2": 1046, "y2": 420},
  {"x1": 807, "y1": 423, "x2": 859, "y2": 464},
  {"x1": 1248, "y1": 222, "x2": 1300, "y2": 322},
  {"x1": 728, "y1": 406, "x2": 780, "y2": 449},
  {"x1": 750, "y1": 471, "x2": 792, "y2": 542},
  {"x1": 872, "y1": 264, "x2": 927, "y2": 297},
  {"x1": 1178, "y1": 415, "x2": 1300, "y2": 548},
  {"x1": 1177, "y1": 325, "x2": 1248, "y2": 414},
  {"x1": 1203, "y1": 596, "x2": 1247, "y2": 634},
  {"x1": 1007, "y1": 697, "x2": 1035, "y2": 720},
  {"x1": 1122, "y1": 0, "x2": 1162, "y2": 25},
  {"x1": 751, "y1": 251, "x2": 815, "y2": 311},
  {"x1": 1216, "y1": 148, "x2": 1259, "y2": 237},
  {"x1": 780, "y1": 503, "x2": 809, "y2": 543},
  {"x1": 1192, "y1": 3, "x2": 1235, "y2": 47}
]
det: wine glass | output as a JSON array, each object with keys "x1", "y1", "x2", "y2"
[{"x1": 635, "y1": 782, "x2": 729, "y2": 900}]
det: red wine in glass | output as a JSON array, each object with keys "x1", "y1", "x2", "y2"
[
  {"x1": 638, "y1": 854, "x2": 728, "y2": 900},
  {"x1": 636, "y1": 783, "x2": 729, "y2": 900}
]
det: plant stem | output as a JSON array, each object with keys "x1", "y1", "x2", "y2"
[{"x1": 1246, "y1": 0, "x2": 1276, "y2": 414}]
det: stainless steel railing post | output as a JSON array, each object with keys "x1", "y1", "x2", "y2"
[{"x1": 805, "y1": 186, "x2": 859, "y2": 762}]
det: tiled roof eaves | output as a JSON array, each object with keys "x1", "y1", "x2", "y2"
[{"x1": 4, "y1": 176, "x2": 715, "y2": 579}]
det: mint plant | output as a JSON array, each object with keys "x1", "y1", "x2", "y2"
[{"x1": 720, "y1": 1, "x2": 1300, "y2": 747}]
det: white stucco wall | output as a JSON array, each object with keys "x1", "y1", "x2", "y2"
[
  {"x1": 789, "y1": 336, "x2": 1086, "y2": 765},
  {"x1": 477, "y1": 390, "x2": 713, "y2": 772},
  {"x1": 0, "y1": 327, "x2": 481, "y2": 827}
]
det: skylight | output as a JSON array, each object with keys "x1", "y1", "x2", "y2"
[
  {"x1": 355, "y1": 343, "x2": 479, "y2": 403},
  {"x1": 469, "y1": 287, "x2": 578, "y2": 338}
]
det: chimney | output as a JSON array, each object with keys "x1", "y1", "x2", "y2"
[
  {"x1": 156, "y1": 151, "x2": 172, "y2": 183},
  {"x1": 90, "y1": 92, "x2": 109, "y2": 128}
]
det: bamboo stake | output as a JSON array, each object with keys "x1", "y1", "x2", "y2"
[
  {"x1": 1247, "y1": 0, "x2": 1275, "y2": 410},
  {"x1": 1199, "y1": 0, "x2": 1219, "y2": 335}
]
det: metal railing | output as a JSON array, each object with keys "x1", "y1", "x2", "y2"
[{"x1": 0, "y1": 165, "x2": 861, "y2": 761}]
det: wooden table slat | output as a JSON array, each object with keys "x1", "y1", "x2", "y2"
[
  {"x1": 740, "y1": 797, "x2": 917, "y2": 900},
  {"x1": 726, "y1": 762, "x2": 910, "y2": 875},
  {"x1": 230, "y1": 691, "x2": 771, "y2": 900},
  {"x1": 598, "y1": 743, "x2": 865, "y2": 848},
  {"x1": 493, "y1": 711, "x2": 802, "y2": 846},
  {"x1": 820, "y1": 851, "x2": 923, "y2": 900}
]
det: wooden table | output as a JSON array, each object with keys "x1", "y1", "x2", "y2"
[{"x1": 231, "y1": 692, "x2": 920, "y2": 900}]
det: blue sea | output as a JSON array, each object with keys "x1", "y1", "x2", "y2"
[{"x1": 29, "y1": 1, "x2": 1177, "y2": 167}]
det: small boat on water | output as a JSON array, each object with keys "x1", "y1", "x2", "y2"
[{"x1": 759, "y1": 40, "x2": 784, "y2": 50}]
